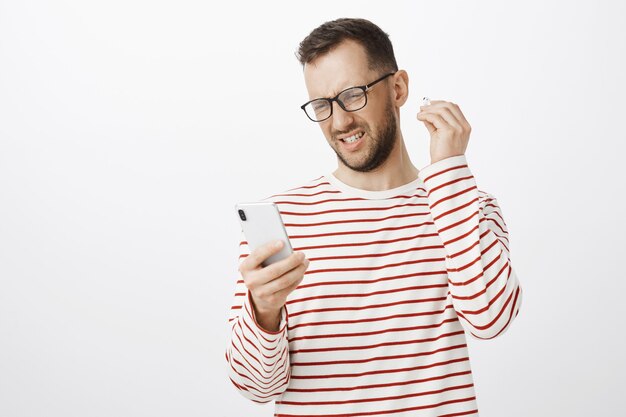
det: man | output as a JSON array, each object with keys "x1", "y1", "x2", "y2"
[{"x1": 226, "y1": 17, "x2": 522, "y2": 416}]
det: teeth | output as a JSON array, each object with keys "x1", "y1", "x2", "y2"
[{"x1": 343, "y1": 132, "x2": 364, "y2": 144}]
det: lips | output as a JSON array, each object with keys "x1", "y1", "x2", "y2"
[
  {"x1": 339, "y1": 131, "x2": 365, "y2": 152},
  {"x1": 340, "y1": 131, "x2": 365, "y2": 144}
]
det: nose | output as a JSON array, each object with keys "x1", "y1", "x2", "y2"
[{"x1": 330, "y1": 100, "x2": 354, "y2": 132}]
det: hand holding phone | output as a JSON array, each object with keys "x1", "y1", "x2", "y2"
[{"x1": 236, "y1": 202, "x2": 310, "y2": 331}]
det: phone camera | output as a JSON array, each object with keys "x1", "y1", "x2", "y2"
[{"x1": 238, "y1": 209, "x2": 247, "y2": 221}]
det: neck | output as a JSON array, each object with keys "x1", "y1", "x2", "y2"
[{"x1": 333, "y1": 133, "x2": 419, "y2": 191}]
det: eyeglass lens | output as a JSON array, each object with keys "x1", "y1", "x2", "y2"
[{"x1": 305, "y1": 87, "x2": 367, "y2": 121}]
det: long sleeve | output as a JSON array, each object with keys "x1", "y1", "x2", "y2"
[
  {"x1": 418, "y1": 154, "x2": 523, "y2": 340},
  {"x1": 225, "y1": 231, "x2": 291, "y2": 403}
]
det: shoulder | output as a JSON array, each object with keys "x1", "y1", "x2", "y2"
[{"x1": 261, "y1": 175, "x2": 337, "y2": 205}]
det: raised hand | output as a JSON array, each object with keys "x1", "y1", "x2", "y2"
[{"x1": 417, "y1": 100, "x2": 471, "y2": 164}]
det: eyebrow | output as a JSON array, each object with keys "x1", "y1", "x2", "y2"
[{"x1": 314, "y1": 79, "x2": 367, "y2": 100}]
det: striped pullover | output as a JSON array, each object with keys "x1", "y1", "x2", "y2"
[{"x1": 225, "y1": 154, "x2": 523, "y2": 416}]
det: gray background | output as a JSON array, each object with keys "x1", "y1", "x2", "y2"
[{"x1": 1, "y1": 0, "x2": 625, "y2": 416}]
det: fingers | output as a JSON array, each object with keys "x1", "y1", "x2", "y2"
[
  {"x1": 417, "y1": 111, "x2": 455, "y2": 134},
  {"x1": 418, "y1": 106, "x2": 462, "y2": 131},
  {"x1": 242, "y1": 250, "x2": 307, "y2": 289},
  {"x1": 248, "y1": 257, "x2": 310, "y2": 314},
  {"x1": 430, "y1": 100, "x2": 470, "y2": 127},
  {"x1": 259, "y1": 252, "x2": 307, "y2": 285},
  {"x1": 263, "y1": 259, "x2": 309, "y2": 296},
  {"x1": 420, "y1": 118, "x2": 437, "y2": 135},
  {"x1": 239, "y1": 240, "x2": 285, "y2": 272},
  {"x1": 420, "y1": 100, "x2": 471, "y2": 131},
  {"x1": 271, "y1": 272, "x2": 306, "y2": 302}
]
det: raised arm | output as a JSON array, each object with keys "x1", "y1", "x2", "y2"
[{"x1": 418, "y1": 155, "x2": 523, "y2": 339}]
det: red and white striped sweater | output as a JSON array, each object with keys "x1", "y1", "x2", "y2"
[{"x1": 226, "y1": 155, "x2": 522, "y2": 416}]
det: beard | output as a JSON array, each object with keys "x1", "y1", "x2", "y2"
[{"x1": 331, "y1": 104, "x2": 398, "y2": 173}]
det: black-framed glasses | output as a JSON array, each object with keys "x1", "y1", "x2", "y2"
[{"x1": 300, "y1": 72, "x2": 396, "y2": 122}]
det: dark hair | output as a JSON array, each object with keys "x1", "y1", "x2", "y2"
[{"x1": 296, "y1": 18, "x2": 398, "y2": 73}]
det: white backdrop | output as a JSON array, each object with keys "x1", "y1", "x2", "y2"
[{"x1": 1, "y1": 1, "x2": 625, "y2": 416}]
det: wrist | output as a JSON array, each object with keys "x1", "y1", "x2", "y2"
[
  {"x1": 249, "y1": 294, "x2": 282, "y2": 332},
  {"x1": 255, "y1": 308, "x2": 282, "y2": 333}
]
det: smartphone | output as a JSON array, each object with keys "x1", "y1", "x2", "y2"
[{"x1": 235, "y1": 202, "x2": 294, "y2": 267}]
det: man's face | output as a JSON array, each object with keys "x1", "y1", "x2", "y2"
[{"x1": 303, "y1": 40, "x2": 398, "y2": 173}]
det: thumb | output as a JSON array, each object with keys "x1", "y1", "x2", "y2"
[
  {"x1": 422, "y1": 120, "x2": 437, "y2": 135},
  {"x1": 417, "y1": 111, "x2": 437, "y2": 135}
]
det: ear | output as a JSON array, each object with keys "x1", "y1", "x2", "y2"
[{"x1": 392, "y1": 70, "x2": 409, "y2": 107}]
